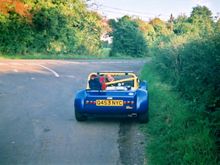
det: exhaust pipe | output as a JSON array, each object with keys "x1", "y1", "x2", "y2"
[{"x1": 128, "y1": 113, "x2": 137, "y2": 117}]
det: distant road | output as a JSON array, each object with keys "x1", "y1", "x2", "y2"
[{"x1": 0, "y1": 59, "x2": 146, "y2": 165}]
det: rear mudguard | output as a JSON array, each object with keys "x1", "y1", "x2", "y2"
[
  {"x1": 136, "y1": 89, "x2": 149, "y2": 114},
  {"x1": 74, "y1": 90, "x2": 86, "y2": 112}
]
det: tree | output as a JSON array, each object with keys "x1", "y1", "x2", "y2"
[
  {"x1": 134, "y1": 18, "x2": 156, "y2": 47},
  {"x1": 0, "y1": 0, "x2": 105, "y2": 55},
  {"x1": 215, "y1": 18, "x2": 220, "y2": 33},
  {"x1": 149, "y1": 18, "x2": 171, "y2": 36},
  {"x1": 109, "y1": 16, "x2": 148, "y2": 57},
  {"x1": 0, "y1": 12, "x2": 33, "y2": 54},
  {"x1": 173, "y1": 14, "x2": 194, "y2": 35},
  {"x1": 189, "y1": 5, "x2": 214, "y2": 35}
]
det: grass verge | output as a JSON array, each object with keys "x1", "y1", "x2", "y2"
[
  {"x1": 0, "y1": 53, "x2": 108, "y2": 59},
  {"x1": 0, "y1": 53, "x2": 140, "y2": 60},
  {"x1": 140, "y1": 62, "x2": 218, "y2": 165}
]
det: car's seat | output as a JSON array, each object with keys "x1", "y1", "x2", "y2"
[{"x1": 89, "y1": 77, "x2": 102, "y2": 90}]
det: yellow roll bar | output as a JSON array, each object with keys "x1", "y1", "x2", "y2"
[{"x1": 86, "y1": 72, "x2": 139, "y2": 90}]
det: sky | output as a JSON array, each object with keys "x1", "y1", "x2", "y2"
[{"x1": 89, "y1": 0, "x2": 220, "y2": 21}]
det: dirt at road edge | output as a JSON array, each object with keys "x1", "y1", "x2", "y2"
[{"x1": 118, "y1": 120, "x2": 146, "y2": 165}]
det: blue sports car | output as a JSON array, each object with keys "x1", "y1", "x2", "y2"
[{"x1": 74, "y1": 71, "x2": 149, "y2": 123}]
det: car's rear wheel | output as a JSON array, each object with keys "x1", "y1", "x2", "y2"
[
  {"x1": 138, "y1": 111, "x2": 149, "y2": 123},
  {"x1": 75, "y1": 110, "x2": 87, "y2": 121}
]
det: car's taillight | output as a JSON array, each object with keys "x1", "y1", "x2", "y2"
[
  {"x1": 85, "y1": 100, "x2": 96, "y2": 104},
  {"x1": 124, "y1": 101, "x2": 134, "y2": 104}
]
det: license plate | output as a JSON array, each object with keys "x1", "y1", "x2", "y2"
[{"x1": 96, "y1": 100, "x2": 123, "y2": 106}]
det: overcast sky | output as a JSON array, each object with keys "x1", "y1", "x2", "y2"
[{"x1": 89, "y1": 0, "x2": 220, "y2": 20}]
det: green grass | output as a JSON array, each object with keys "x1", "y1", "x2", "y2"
[
  {"x1": 0, "y1": 53, "x2": 108, "y2": 59},
  {"x1": 140, "y1": 63, "x2": 218, "y2": 165},
  {"x1": 0, "y1": 52, "x2": 141, "y2": 60},
  {"x1": 0, "y1": 48, "x2": 150, "y2": 60}
]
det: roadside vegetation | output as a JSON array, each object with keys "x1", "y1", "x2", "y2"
[
  {"x1": 109, "y1": 16, "x2": 148, "y2": 57},
  {"x1": 0, "y1": 0, "x2": 107, "y2": 57},
  {"x1": 140, "y1": 6, "x2": 220, "y2": 165},
  {"x1": 0, "y1": 1, "x2": 219, "y2": 164},
  {"x1": 141, "y1": 63, "x2": 218, "y2": 165}
]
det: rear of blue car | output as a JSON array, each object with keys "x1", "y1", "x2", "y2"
[{"x1": 74, "y1": 72, "x2": 149, "y2": 123}]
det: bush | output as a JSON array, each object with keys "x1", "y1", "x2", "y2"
[
  {"x1": 140, "y1": 63, "x2": 219, "y2": 165},
  {"x1": 0, "y1": 0, "x2": 104, "y2": 56},
  {"x1": 0, "y1": 12, "x2": 33, "y2": 54},
  {"x1": 178, "y1": 35, "x2": 220, "y2": 108},
  {"x1": 109, "y1": 16, "x2": 148, "y2": 57}
]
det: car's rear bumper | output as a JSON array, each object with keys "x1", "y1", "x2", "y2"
[
  {"x1": 77, "y1": 111, "x2": 140, "y2": 118},
  {"x1": 75, "y1": 107, "x2": 148, "y2": 115}
]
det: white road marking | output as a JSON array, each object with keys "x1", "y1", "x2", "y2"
[
  {"x1": 13, "y1": 69, "x2": 18, "y2": 72},
  {"x1": 63, "y1": 75, "x2": 76, "y2": 78},
  {"x1": 25, "y1": 63, "x2": 34, "y2": 65},
  {"x1": 0, "y1": 63, "x2": 8, "y2": 66},
  {"x1": 10, "y1": 62, "x2": 22, "y2": 65},
  {"x1": 0, "y1": 60, "x2": 145, "y2": 78},
  {"x1": 65, "y1": 61, "x2": 88, "y2": 65},
  {"x1": 37, "y1": 64, "x2": 60, "y2": 78}
]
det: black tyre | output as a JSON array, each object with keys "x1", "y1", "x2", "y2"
[
  {"x1": 138, "y1": 111, "x2": 149, "y2": 123},
  {"x1": 75, "y1": 110, "x2": 87, "y2": 121}
]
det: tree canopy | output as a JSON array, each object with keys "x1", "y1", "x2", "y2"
[
  {"x1": 109, "y1": 16, "x2": 148, "y2": 57},
  {"x1": 0, "y1": 0, "x2": 105, "y2": 55}
]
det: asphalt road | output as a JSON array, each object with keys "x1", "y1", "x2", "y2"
[{"x1": 0, "y1": 59, "x2": 146, "y2": 165}]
